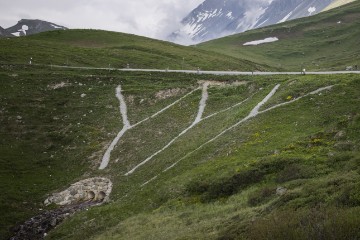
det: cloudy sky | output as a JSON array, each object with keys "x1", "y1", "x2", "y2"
[{"x1": 0, "y1": 0, "x2": 204, "y2": 39}]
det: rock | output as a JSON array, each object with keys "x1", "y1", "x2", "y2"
[
  {"x1": 70, "y1": 189, "x2": 77, "y2": 196},
  {"x1": 44, "y1": 177, "x2": 112, "y2": 206},
  {"x1": 44, "y1": 199, "x2": 50, "y2": 206},
  {"x1": 334, "y1": 130, "x2": 346, "y2": 140},
  {"x1": 10, "y1": 200, "x2": 99, "y2": 240},
  {"x1": 16, "y1": 178, "x2": 112, "y2": 237},
  {"x1": 276, "y1": 187, "x2": 287, "y2": 196},
  {"x1": 50, "y1": 218, "x2": 57, "y2": 227}
]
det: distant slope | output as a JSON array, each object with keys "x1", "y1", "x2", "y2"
[
  {"x1": 199, "y1": 0, "x2": 360, "y2": 71},
  {"x1": 323, "y1": 0, "x2": 356, "y2": 11},
  {"x1": 6, "y1": 19, "x2": 67, "y2": 37},
  {"x1": 0, "y1": 29, "x2": 266, "y2": 71},
  {"x1": 0, "y1": 26, "x2": 12, "y2": 37}
]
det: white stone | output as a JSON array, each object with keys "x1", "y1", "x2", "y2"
[
  {"x1": 44, "y1": 177, "x2": 112, "y2": 206},
  {"x1": 276, "y1": 186, "x2": 287, "y2": 196}
]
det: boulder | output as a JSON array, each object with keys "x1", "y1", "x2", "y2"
[
  {"x1": 44, "y1": 177, "x2": 112, "y2": 206},
  {"x1": 276, "y1": 187, "x2": 288, "y2": 196}
]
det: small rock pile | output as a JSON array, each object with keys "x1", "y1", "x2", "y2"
[
  {"x1": 44, "y1": 177, "x2": 112, "y2": 206},
  {"x1": 10, "y1": 177, "x2": 112, "y2": 240}
]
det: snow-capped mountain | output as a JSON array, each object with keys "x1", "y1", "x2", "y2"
[
  {"x1": 6, "y1": 19, "x2": 67, "y2": 37},
  {"x1": 170, "y1": 0, "x2": 335, "y2": 44}
]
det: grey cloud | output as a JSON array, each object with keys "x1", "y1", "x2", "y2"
[{"x1": 0, "y1": 0, "x2": 204, "y2": 39}]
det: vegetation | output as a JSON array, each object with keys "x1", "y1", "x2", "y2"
[
  {"x1": 1, "y1": 2, "x2": 360, "y2": 239},
  {"x1": 199, "y1": 1, "x2": 360, "y2": 71},
  {"x1": 0, "y1": 29, "x2": 266, "y2": 71},
  {"x1": 1, "y1": 63, "x2": 359, "y2": 239}
]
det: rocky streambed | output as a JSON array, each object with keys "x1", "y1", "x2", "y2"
[
  {"x1": 10, "y1": 201, "x2": 100, "y2": 240},
  {"x1": 10, "y1": 177, "x2": 112, "y2": 240}
]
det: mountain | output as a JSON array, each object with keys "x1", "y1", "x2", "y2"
[
  {"x1": 6, "y1": 19, "x2": 67, "y2": 37},
  {"x1": 0, "y1": 26, "x2": 12, "y2": 37},
  {"x1": 170, "y1": 0, "x2": 336, "y2": 44},
  {"x1": 199, "y1": 0, "x2": 360, "y2": 71}
]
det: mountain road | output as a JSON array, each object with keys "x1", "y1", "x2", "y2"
[{"x1": 47, "y1": 65, "x2": 360, "y2": 76}]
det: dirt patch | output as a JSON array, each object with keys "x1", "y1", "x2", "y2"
[
  {"x1": 48, "y1": 82, "x2": 71, "y2": 90},
  {"x1": 126, "y1": 95, "x2": 135, "y2": 104},
  {"x1": 155, "y1": 88, "x2": 188, "y2": 100},
  {"x1": 198, "y1": 80, "x2": 248, "y2": 87}
]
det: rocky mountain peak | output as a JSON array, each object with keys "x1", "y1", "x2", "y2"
[
  {"x1": 170, "y1": 0, "x2": 335, "y2": 44},
  {"x1": 5, "y1": 19, "x2": 67, "y2": 37}
]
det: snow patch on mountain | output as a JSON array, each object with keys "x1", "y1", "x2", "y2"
[
  {"x1": 308, "y1": 7, "x2": 316, "y2": 15},
  {"x1": 278, "y1": 11, "x2": 293, "y2": 23},
  {"x1": 243, "y1": 37, "x2": 279, "y2": 45},
  {"x1": 226, "y1": 12, "x2": 234, "y2": 19},
  {"x1": 237, "y1": 6, "x2": 267, "y2": 31},
  {"x1": 19, "y1": 25, "x2": 28, "y2": 35},
  {"x1": 50, "y1": 24, "x2": 64, "y2": 29}
]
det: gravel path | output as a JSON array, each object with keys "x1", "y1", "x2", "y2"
[
  {"x1": 99, "y1": 86, "x2": 197, "y2": 170},
  {"x1": 125, "y1": 83, "x2": 209, "y2": 176},
  {"x1": 162, "y1": 84, "x2": 333, "y2": 173},
  {"x1": 100, "y1": 86, "x2": 131, "y2": 170}
]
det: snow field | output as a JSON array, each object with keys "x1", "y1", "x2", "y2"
[{"x1": 243, "y1": 37, "x2": 279, "y2": 46}]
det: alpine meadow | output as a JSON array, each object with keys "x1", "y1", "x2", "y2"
[{"x1": 1, "y1": 1, "x2": 360, "y2": 240}]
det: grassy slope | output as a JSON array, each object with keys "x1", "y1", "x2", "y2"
[
  {"x1": 323, "y1": 0, "x2": 356, "y2": 11},
  {"x1": 1, "y1": 8, "x2": 360, "y2": 239},
  {"x1": 1, "y1": 64, "x2": 359, "y2": 239},
  {"x1": 50, "y1": 71, "x2": 360, "y2": 240},
  {"x1": 199, "y1": 1, "x2": 360, "y2": 71},
  {"x1": 0, "y1": 29, "x2": 267, "y2": 71}
]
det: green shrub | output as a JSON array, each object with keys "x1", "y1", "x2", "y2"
[
  {"x1": 276, "y1": 164, "x2": 306, "y2": 183},
  {"x1": 337, "y1": 184, "x2": 360, "y2": 207},
  {"x1": 248, "y1": 187, "x2": 275, "y2": 206},
  {"x1": 328, "y1": 152, "x2": 353, "y2": 164},
  {"x1": 185, "y1": 168, "x2": 266, "y2": 202}
]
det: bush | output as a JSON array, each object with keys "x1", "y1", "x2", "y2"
[
  {"x1": 337, "y1": 184, "x2": 360, "y2": 207},
  {"x1": 248, "y1": 187, "x2": 275, "y2": 206},
  {"x1": 185, "y1": 168, "x2": 266, "y2": 202},
  {"x1": 276, "y1": 164, "x2": 307, "y2": 183}
]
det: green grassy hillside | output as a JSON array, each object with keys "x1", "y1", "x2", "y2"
[
  {"x1": 1, "y1": 5, "x2": 360, "y2": 239},
  {"x1": 1, "y1": 64, "x2": 359, "y2": 239},
  {"x1": 0, "y1": 29, "x2": 266, "y2": 71},
  {"x1": 199, "y1": 1, "x2": 360, "y2": 71}
]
